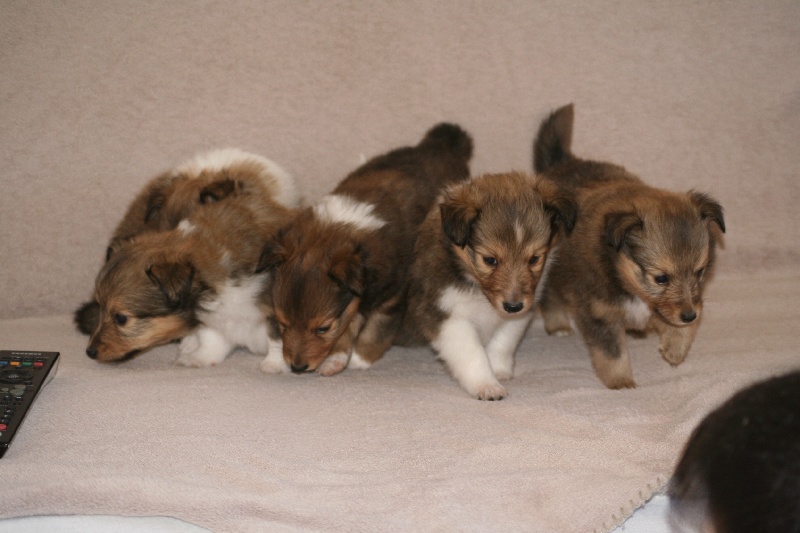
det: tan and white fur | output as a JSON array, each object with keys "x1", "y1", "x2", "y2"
[
  {"x1": 257, "y1": 123, "x2": 473, "y2": 376},
  {"x1": 534, "y1": 104, "x2": 726, "y2": 389},
  {"x1": 401, "y1": 172, "x2": 576, "y2": 400},
  {"x1": 85, "y1": 150, "x2": 298, "y2": 368},
  {"x1": 74, "y1": 148, "x2": 298, "y2": 335}
]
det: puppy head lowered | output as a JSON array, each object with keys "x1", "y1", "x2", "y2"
[
  {"x1": 441, "y1": 172, "x2": 576, "y2": 315},
  {"x1": 86, "y1": 241, "x2": 205, "y2": 362},
  {"x1": 607, "y1": 190, "x2": 725, "y2": 327},
  {"x1": 257, "y1": 219, "x2": 369, "y2": 373}
]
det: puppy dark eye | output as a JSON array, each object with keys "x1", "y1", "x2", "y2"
[
  {"x1": 315, "y1": 325, "x2": 331, "y2": 335},
  {"x1": 113, "y1": 313, "x2": 128, "y2": 326},
  {"x1": 483, "y1": 256, "x2": 498, "y2": 267},
  {"x1": 654, "y1": 274, "x2": 669, "y2": 285},
  {"x1": 529, "y1": 255, "x2": 541, "y2": 266},
  {"x1": 696, "y1": 267, "x2": 705, "y2": 278}
]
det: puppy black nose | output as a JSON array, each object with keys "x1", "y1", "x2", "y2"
[
  {"x1": 503, "y1": 301, "x2": 524, "y2": 314},
  {"x1": 291, "y1": 363, "x2": 309, "y2": 374},
  {"x1": 86, "y1": 346, "x2": 98, "y2": 359},
  {"x1": 680, "y1": 311, "x2": 697, "y2": 323}
]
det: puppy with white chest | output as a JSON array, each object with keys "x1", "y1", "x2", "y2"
[
  {"x1": 534, "y1": 104, "x2": 726, "y2": 389},
  {"x1": 401, "y1": 172, "x2": 577, "y2": 400},
  {"x1": 74, "y1": 148, "x2": 298, "y2": 336},
  {"x1": 85, "y1": 149, "x2": 298, "y2": 368},
  {"x1": 257, "y1": 123, "x2": 473, "y2": 376}
]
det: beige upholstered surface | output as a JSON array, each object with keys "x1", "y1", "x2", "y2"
[
  {"x1": 1, "y1": 2, "x2": 799, "y2": 532},
  {"x1": 2, "y1": 1, "x2": 799, "y2": 319}
]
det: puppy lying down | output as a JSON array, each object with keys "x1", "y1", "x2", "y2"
[{"x1": 84, "y1": 149, "x2": 297, "y2": 367}]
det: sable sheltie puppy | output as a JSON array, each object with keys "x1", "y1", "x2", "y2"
[
  {"x1": 668, "y1": 370, "x2": 800, "y2": 533},
  {"x1": 74, "y1": 149, "x2": 298, "y2": 335},
  {"x1": 85, "y1": 151, "x2": 298, "y2": 367},
  {"x1": 401, "y1": 172, "x2": 576, "y2": 400},
  {"x1": 256, "y1": 123, "x2": 473, "y2": 376},
  {"x1": 534, "y1": 104, "x2": 726, "y2": 389}
]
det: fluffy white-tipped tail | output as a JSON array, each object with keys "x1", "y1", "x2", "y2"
[{"x1": 178, "y1": 147, "x2": 300, "y2": 208}]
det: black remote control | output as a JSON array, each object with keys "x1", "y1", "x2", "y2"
[{"x1": 0, "y1": 350, "x2": 60, "y2": 458}]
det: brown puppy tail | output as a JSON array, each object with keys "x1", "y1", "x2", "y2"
[
  {"x1": 419, "y1": 123, "x2": 474, "y2": 164},
  {"x1": 533, "y1": 103, "x2": 575, "y2": 174},
  {"x1": 416, "y1": 122, "x2": 474, "y2": 190}
]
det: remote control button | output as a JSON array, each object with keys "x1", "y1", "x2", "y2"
[
  {"x1": 0, "y1": 424, "x2": 6, "y2": 431},
  {"x1": 0, "y1": 369, "x2": 32, "y2": 383}
]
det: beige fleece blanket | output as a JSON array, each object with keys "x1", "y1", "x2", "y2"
[{"x1": 1, "y1": 269, "x2": 797, "y2": 533}]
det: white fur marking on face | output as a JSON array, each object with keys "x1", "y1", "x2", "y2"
[
  {"x1": 177, "y1": 220, "x2": 196, "y2": 235},
  {"x1": 514, "y1": 220, "x2": 525, "y2": 244},
  {"x1": 624, "y1": 296, "x2": 651, "y2": 330},
  {"x1": 313, "y1": 195, "x2": 386, "y2": 231}
]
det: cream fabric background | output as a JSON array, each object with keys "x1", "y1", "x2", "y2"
[{"x1": 2, "y1": 0, "x2": 798, "y2": 319}]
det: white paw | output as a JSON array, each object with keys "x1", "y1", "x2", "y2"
[
  {"x1": 317, "y1": 352, "x2": 349, "y2": 376},
  {"x1": 469, "y1": 379, "x2": 508, "y2": 401},
  {"x1": 494, "y1": 368, "x2": 513, "y2": 381},
  {"x1": 259, "y1": 351, "x2": 289, "y2": 374},
  {"x1": 347, "y1": 351, "x2": 372, "y2": 370},
  {"x1": 176, "y1": 329, "x2": 231, "y2": 367}
]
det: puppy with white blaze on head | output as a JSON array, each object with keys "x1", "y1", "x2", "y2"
[
  {"x1": 258, "y1": 123, "x2": 474, "y2": 377},
  {"x1": 400, "y1": 172, "x2": 576, "y2": 400}
]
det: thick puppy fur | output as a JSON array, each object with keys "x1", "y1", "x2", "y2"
[
  {"x1": 401, "y1": 172, "x2": 577, "y2": 400},
  {"x1": 74, "y1": 149, "x2": 298, "y2": 335},
  {"x1": 257, "y1": 123, "x2": 473, "y2": 376},
  {"x1": 668, "y1": 370, "x2": 800, "y2": 533},
  {"x1": 534, "y1": 104, "x2": 726, "y2": 389},
  {"x1": 85, "y1": 150, "x2": 297, "y2": 368}
]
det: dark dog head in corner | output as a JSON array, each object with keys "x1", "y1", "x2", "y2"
[
  {"x1": 440, "y1": 172, "x2": 576, "y2": 316},
  {"x1": 607, "y1": 190, "x2": 725, "y2": 328}
]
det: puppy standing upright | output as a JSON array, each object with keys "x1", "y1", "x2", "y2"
[
  {"x1": 85, "y1": 149, "x2": 298, "y2": 367},
  {"x1": 258, "y1": 124, "x2": 472, "y2": 376},
  {"x1": 402, "y1": 172, "x2": 576, "y2": 400},
  {"x1": 534, "y1": 104, "x2": 726, "y2": 389}
]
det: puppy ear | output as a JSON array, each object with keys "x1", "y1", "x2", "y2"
[
  {"x1": 328, "y1": 244, "x2": 366, "y2": 297},
  {"x1": 689, "y1": 191, "x2": 726, "y2": 234},
  {"x1": 440, "y1": 194, "x2": 480, "y2": 247},
  {"x1": 105, "y1": 236, "x2": 129, "y2": 261},
  {"x1": 256, "y1": 231, "x2": 289, "y2": 274},
  {"x1": 605, "y1": 212, "x2": 642, "y2": 251},
  {"x1": 200, "y1": 178, "x2": 240, "y2": 204},
  {"x1": 544, "y1": 193, "x2": 578, "y2": 237},
  {"x1": 143, "y1": 191, "x2": 165, "y2": 224},
  {"x1": 146, "y1": 262, "x2": 196, "y2": 308}
]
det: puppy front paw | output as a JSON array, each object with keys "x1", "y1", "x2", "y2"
[
  {"x1": 657, "y1": 323, "x2": 698, "y2": 366},
  {"x1": 470, "y1": 380, "x2": 508, "y2": 401},
  {"x1": 259, "y1": 352, "x2": 290, "y2": 374},
  {"x1": 317, "y1": 352, "x2": 349, "y2": 376},
  {"x1": 176, "y1": 330, "x2": 231, "y2": 368},
  {"x1": 590, "y1": 347, "x2": 636, "y2": 390},
  {"x1": 549, "y1": 327, "x2": 574, "y2": 337}
]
